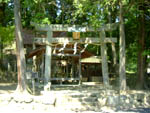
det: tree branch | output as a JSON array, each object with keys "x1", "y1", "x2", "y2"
[{"x1": 124, "y1": 0, "x2": 135, "y2": 14}]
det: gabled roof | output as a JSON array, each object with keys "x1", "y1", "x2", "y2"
[
  {"x1": 27, "y1": 44, "x2": 93, "y2": 59},
  {"x1": 81, "y1": 56, "x2": 101, "y2": 63}
]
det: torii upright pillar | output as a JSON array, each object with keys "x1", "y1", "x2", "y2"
[
  {"x1": 100, "y1": 29, "x2": 110, "y2": 88},
  {"x1": 44, "y1": 29, "x2": 52, "y2": 91}
]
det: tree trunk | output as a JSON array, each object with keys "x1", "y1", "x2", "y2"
[
  {"x1": 14, "y1": 0, "x2": 27, "y2": 92},
  {"x1": 0, "y1": 2, "x2": 6, "y2": 60},
  {"x1": 0, "y1": 37, "x2": 3, "y2": 59},
  {"x1": 0, "y1": 2, "x2": 6, "y2": 26},
  {"x1": 119, "y1": 1, "x2": 126, "y2": 90},
  {"x1": 136, "y1": 1, "x2": 145, "y2": 89}
]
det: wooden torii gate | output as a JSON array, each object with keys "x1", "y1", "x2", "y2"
[{"x1": 31, "y1": 22, "x2": 117, "y2": 91}]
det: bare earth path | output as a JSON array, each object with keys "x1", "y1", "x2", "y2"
[{"x1": 0, "y1": 83, "x2": 150, "y2": 113}]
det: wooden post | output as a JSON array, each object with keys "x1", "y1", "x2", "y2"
[
  {"x1": 100, "y1": 30, "x2": 110, "y2": 87},
  {"x1": 111, "y1": 42, "x2": 117, "y2": 73},
  {"x1": 111, "y1": 43, "x2": 117, "y2": 65},
  {"x1": 32, "y1": 42, "x2": 36, "y2": 72},
  {"x1": 44, "y1": 29, "x2": 52, "y2": 91},
  {"x1": 41, "y1": 53, "x2": 44, "y2": 77},
  {"x1": 72, "y1": 58, "x2": 75, "y2": 78},
  {"x1": 66, "y1": 60, "x2": 69, "y2": 77},
  {"x1": 79, "y1": 52, "x2": 82, "y2": 85}
]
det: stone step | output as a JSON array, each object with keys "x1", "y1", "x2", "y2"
[
  {"x1": 54, "y1": 93, "x2": 99, "y2": 109},
  {"x1": 65, "y1": 92, "x2": 100, "y2": 98},
  {"x1": 68, "y1": 97, "x2": 98, "y2": 103},
  {"x1": 55, "y1": 100, "x2": 99, "y2": 110}
]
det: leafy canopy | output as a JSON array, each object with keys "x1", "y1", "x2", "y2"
[{"x1": 0, "y1": 26, "x2": 14, "y2": 45}]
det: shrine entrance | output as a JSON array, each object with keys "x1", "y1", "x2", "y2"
[{"x1": 31, "y1": 22, "x2": 117, "y2": 91}]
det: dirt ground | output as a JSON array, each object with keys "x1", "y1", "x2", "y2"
[{"x1": 1, "y1": 83, "x2": 150, "y2": 113}]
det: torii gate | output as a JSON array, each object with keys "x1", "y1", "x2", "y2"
[{"x1": 31, "y1": 22, "x2": 117, "y2": 91}]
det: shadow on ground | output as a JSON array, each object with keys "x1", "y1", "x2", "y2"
[
  {"x1": 116, "y1": 108, "x2": 150, "y2": 113},
  {"x1": 0, "y1": 83, "x2": 17, "y2": 94}
]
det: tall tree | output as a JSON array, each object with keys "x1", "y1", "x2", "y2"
[
  {"x1": 136, "y1": 0, "x2": 146, "y2": 89},
  {"x1": 14, "y1": 0, "x2": 26, "y2": 92},
  {"x1": 119, "y1": 0, "x2": 126, "y2": 90}
]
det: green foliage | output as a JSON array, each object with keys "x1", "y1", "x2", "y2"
[
  {"x1": 31, "y1": 13, "x2": 51, "y2": 24},
  {"x1": 0, "y1": 25, "x2": 14, "y2": 45},
  {"x1": 0, "y1": 0, "x2": 11, "y2": 3},
  {"x1": 72, "y1": 0, "x2": 105, "y2": 26},
  {"x1": 21, "y1": 0, "x2": 58, "y2": 26},
  {"x1": 143, "y1": 50, "x2": 150, "y2": 63},
  {"x1": 143, "y1": 50, "x2": 150, "y2": 56}
]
